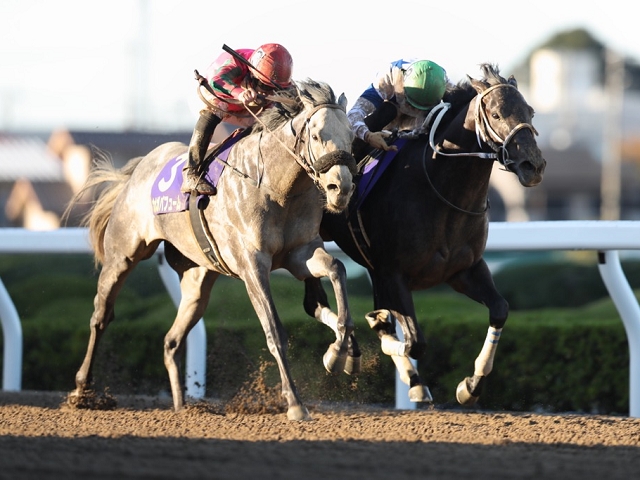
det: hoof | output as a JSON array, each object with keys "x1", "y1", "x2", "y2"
[
  {"x1": 323, "y1": 344, "x2": 347, "y2": 374},
  {"x1": 409, "y1": 385, "x2": 433, "y2": 403},
  {"x1": 66, "y1": 388, "x2": 117, "y2": 410},
  {"x1": 344, "y1": 354, "x2": 361, "y2": 375},
  {"x1": 456, "y1": 378, "x2": 480, "y2": 406},
  {"x1": 287, "y1": 405, "x2": 312, "y2": 421}
]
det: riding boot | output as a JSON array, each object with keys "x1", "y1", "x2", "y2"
[{"x1": 182, "y1": 110, "x2": 221, "y2": 195}]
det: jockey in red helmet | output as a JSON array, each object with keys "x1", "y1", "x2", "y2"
[{"x1": 182, "y1": 43, "x2": 294, "y2": 195}]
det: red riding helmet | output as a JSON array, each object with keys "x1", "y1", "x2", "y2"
[{"x1": 249, "y1": 43, "x2": 293, "y2": 89}]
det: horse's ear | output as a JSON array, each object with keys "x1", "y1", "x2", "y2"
[
  {"x1": 469, "y1": 76, "x2": 487, "y2": 94},
  {"x1": 295, "y1": 82, "x2": 313, "y2": 109},
  {"x1": 508, "y1": 75, "x2": 518, "y2": 88},
  {"x1": 337, "y1": 93, "x2": 348, "y2": 112}
]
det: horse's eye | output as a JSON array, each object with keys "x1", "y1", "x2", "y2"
[
  {"x1": 311, "y1": 134, "x2": 319, "y2": 141},
  {"x1": 491, "y1": 113, "x2": 500, "y2": 120}
]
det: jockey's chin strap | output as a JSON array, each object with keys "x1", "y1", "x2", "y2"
[{"x1": 427, "y1": 84, "x2": 538, "y2": 168}]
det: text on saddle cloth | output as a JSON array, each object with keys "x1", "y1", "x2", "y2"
[
  {"x1": 354, "y1": 137, "x2": 408, "y2": 210},
  {"x1": 150, "y1": 128, "x2": 250, "y2": 215}
]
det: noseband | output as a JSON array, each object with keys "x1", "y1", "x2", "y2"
[{"x1": 427, "y1": 83, "x2": 538, "y2": 168}]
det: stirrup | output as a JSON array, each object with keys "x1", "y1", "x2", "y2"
[
  {"x1": 193, "y1": 179, "x2": 216, "y2": 196},
  {"x1": 181, "y1": 171, "x2": 216, "y2": 196}
]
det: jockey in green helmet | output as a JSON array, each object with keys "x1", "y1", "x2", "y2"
[{"x1": 348, "y1": 58, "x2": 447, "y2": 156}]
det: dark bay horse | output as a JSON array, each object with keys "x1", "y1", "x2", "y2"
[
  {"x1": 67, "y1": 80, "x2": 357, "y2": 421},
  {"x1": 304, "y1": 64, "x2": 546, "y2": 406}
]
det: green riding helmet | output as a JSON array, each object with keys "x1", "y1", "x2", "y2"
[{"x1": 403, "y1": 60, "x2": 447, "y2": 110}]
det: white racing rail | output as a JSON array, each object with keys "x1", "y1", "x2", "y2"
[{"x1": 1, "y1": 221, "x2": 640, "y2": 417}]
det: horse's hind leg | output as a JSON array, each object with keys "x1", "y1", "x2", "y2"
[
  {"x1": 448, "y1": 259, "x2": 508, "y2": 406},
  {"x1": 303, "y1": 277, "x2": 361, "y2": 374},
  {"x1": 369, "y1": 273, "x2": 432, "y2": 403},
  {"x1": 68, "y1": 253, "x2": 141, "y2": 408},
  {"x1": 162, "y1": 263, "x2": 218, "y2": 412}
]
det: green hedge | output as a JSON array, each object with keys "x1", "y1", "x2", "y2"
[
  {"x1": 0, "y1": 253, "x2": 633, "y2": 415},
  {"x1": 492, "y1": 253, "x2": 640, "y2": 310}
]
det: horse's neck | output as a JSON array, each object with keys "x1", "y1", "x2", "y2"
[
  {"x1": 427, "y1": 101, "x2": 494, "y2": 201},
  {"x1": 243, "y1": 130, "x2": 310, "y2": 200}
]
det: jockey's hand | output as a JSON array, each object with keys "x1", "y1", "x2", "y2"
[
  {"x1": 365, "y1": 131, "x2": 398, "y2": 152},
  {"x1": 239, "y1": 87, "x2": 259, "y2": 105}
]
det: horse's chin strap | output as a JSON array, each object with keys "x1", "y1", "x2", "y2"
[{"x1": 427, "y1": 84, "x2": 538, "y2": 168}]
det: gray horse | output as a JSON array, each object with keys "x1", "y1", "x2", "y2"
[{"x1": 67, "y1": 79, "x2": 357, "y2": 421}]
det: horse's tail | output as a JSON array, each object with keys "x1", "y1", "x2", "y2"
[{"x1": 63, "y1": 153, "x2": 144, "y2": 267}]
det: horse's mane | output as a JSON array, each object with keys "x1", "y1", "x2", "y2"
[
  {"x1": 443, "y1": 63, "x2": 508, "y2": 109},
  {"x1": 252, "y1": 79, "x2": 338, "y2": 133}
]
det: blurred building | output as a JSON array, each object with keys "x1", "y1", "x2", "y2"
[
  {"x1": 0, "y1": 125, "x2": 237, "y2": 229},
  {"x1": 2, "y1": 28, "x2": 640, "y2": 228},
  {"x1": 504, "y1": 28, "x2": 640, "y2": 221}
]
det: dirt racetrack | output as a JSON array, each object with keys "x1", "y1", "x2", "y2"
[{"x1": 1, "y1": 390, "x2": 640, "y2": 480}]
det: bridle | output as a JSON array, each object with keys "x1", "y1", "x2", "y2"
[
  {"x1": 289, "y1": 103, "x2": 355, "y2": 184},
  {"x1": 419, "y1": 83, "x2": 538, "y2": 216},
  {"x1": 427, "y1": 83, "x2": 538, "y2": 168}
]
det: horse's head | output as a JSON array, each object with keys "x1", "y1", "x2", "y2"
[
  {"x1": 468, "y1": 65, "x2": 546, "y2": 187},
  {"x1": 294, "y1": 80, "x2": 356, "y2": 212},
  {"x1": 252, "y1": 79, "x2": 356, "y2": 212}
]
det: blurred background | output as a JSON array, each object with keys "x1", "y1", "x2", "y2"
[
  {"x1": 1, "y1": 0, "x2": 639, "y2": 229},
  {"x1": 2, "y1": 0, "x2": 640, "y2": 414}
]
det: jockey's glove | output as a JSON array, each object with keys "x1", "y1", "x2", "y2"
[{"x1": 365, "y1": 130, "x2": 398, "y2": 152}]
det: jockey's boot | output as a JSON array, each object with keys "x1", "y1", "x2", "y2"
[{"x1": 181, "y1": 110, "x2": 220, "y2": 195}]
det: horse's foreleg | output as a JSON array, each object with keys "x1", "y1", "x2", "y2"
[
  {"x1": 303, "y1": 277, "x2": 360, "y2": 375},
  {"x1": 448, "y1": 259, "x2": 509, "y2": 406},
  {"x1": 163, "y1": 266, "x2": 217, "y2": 412},
  {"x1": 455, "y1": 326, "x2": 503, "y2": 405},
  {"x1": 300, "y1": 248, "x2": 355, "y2": 375},
  {"x1": 245, "y1": 257, "x2": 310, "y2": 421}
]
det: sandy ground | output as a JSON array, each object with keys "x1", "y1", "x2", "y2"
[{"x1": 1, "y1": 390, "x2": 639, "y2": 480}]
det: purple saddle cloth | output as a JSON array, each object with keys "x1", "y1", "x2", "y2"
[
  {"x1": 354, "y1": 138, "x2": 407, "y2": 209},
  {"x1": 151, "y1": 129, "x2": 247, "y2": 215}
]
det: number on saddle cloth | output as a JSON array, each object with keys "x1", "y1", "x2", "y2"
[{"x1": 150, "y1": 128, "x2": 250, "y2": 215}]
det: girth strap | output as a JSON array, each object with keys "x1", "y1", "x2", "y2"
[{"x1": 188, "y1": 194, "x2": 238, "y2": 278}]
